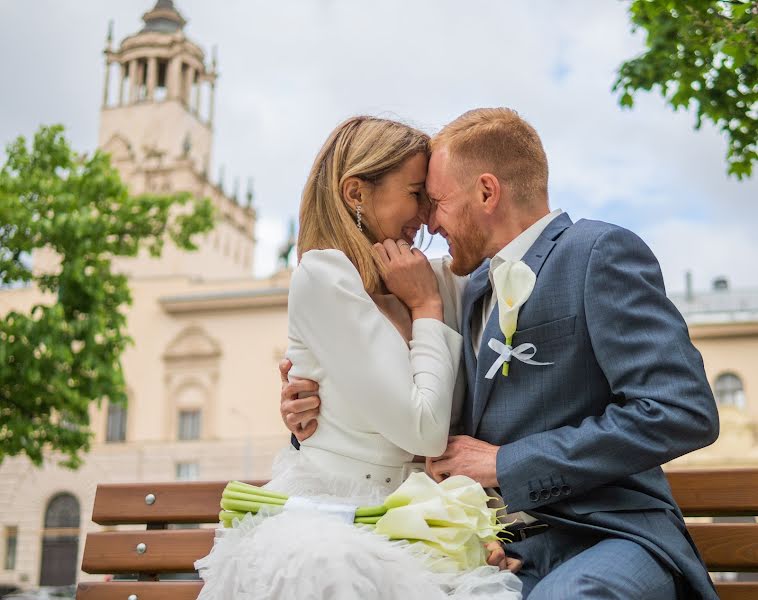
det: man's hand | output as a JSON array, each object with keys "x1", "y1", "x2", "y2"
[
  {"x1": 484, "y1": 541, "x2": 522, "y2": 573},
  {"x1": 426, "y1": 435, "x2": 500, "y2": 488},
  {"x1": 279, "y1": 359, "x2": 320, "y2": 442}
]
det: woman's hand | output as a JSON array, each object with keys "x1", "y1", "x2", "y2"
[
  {"x1": 374, "y1": 239, "x2": 442, "y2": 321},
  {"x1": 485, "y1": 541, "x2": 523, "y2": 573}
]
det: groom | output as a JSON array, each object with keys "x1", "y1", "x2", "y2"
[{"x1": 280, "y1": 108, "x2": 719, "y2": 599}]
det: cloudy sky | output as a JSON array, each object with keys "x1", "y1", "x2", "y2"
[{"x1": 1, "y1": 0, "x2": 756, "y2": 293}]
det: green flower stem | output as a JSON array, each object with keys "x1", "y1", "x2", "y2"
[
  {"x1": 228, "y1": 481, "x2": 289, "y2": 501},
  {"x1": 354, "y1": 516, "x2": 382, "y2": 524},
  {"x1": 220, "y1": 498, "x2": 273, "y2": 513},
  {"x1": 354, "y1": 504, "x2": 388, "y2": 517},
  {"x1": 502, "y1": 336, "x2": 512, "y2": 376},
  {"x1": 222, "y1": 490, "x2": 287, "y2": 506}
]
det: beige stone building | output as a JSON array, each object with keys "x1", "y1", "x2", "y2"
[
  {"x1": 0, "y1": 0, "x2": 756, "y2": 591},
  {"x1": 0, "y1": 1, "x2": 291, "y2": 590},
  {"x1": 668, "y1": 281, "x2": 758, "y2": 469}
]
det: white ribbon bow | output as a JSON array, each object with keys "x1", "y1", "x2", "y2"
[
  {"x1": 484, "y1": 338, "x2": 554, "y2": 379},
  {"x1": 284, "y1": 496, "x2": 358, "y2": 525}
]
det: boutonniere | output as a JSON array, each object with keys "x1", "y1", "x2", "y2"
[{"x1": 485, "y1": 260, "x2": 553, "y2": 379}]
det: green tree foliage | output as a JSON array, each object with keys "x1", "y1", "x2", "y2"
[
  {"x1": 614, "y1": 0, "x2": 757, "y2": 179},
  {"x1": 0, "y1": 125, "x2": 214, "y2": 468}
]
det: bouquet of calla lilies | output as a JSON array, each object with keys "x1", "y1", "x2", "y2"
[{"x1": 219, "y1": 472, "x2": 510, "y2": 570}]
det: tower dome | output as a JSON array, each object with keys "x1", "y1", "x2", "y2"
[{"x1": 141, "y1": 0, "x2": 187, "y2": 34}]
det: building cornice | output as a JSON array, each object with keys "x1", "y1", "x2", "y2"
[
  {"x1": 160, "y1": 287, "x2": 289, "y2": 314},
  {"x1": 688, "y1": 320, "x2": 758, "y2": 340}
]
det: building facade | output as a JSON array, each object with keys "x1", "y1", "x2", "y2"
[{"x1": 0, "y1": 1, "x2": 291, "y2": 590}]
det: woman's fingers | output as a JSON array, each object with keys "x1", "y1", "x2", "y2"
[
  {"x1": 383, "y1": 238, "x2": 402, "y2": 259},
  {"x1": 374, "y1": 243, "x2": 390, "y2": 265}
]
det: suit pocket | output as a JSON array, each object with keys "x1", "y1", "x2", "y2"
[
  {"x1": 569, "y1": 487, "x2": 675, "y2": 514},
  {"x1": 514, "y1": 315, "x2": 576, "y2": 346}
]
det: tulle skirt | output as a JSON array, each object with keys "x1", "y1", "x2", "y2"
[{"x1": 195, "y1": 448, "x2": 522, "y2": 600}]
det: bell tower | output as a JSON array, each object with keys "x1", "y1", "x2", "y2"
[{"x1": 98, "y1": 1, "x2": 256, "y2": 280}]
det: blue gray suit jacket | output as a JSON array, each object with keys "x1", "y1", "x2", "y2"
[{"x1": 461, "y1": 213, "x2": 719, "y2": 599}]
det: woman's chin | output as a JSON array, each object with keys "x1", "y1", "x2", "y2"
[{"x1": 401, "y1": 228, "x2": 419, "y2": 245}]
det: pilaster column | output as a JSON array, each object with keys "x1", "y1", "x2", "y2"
[
  {"x1": 146, "y1": 57, "x2": 158, "y2": 100},
  {"x1": 167, "y1": 56, "x2": 181, "y2": 100},
  {"x1": 119, "y1": 62, "x2": 127, "y2": 106},
  {"x1": 128, "y1": 59, "x2": 138, "y2": 104},
  {"x1": 102, "y1": 59, "x2": 111, "y2": 107},
  {"x1": 193, "y1": 74, "x2": 202, "y2": 115},
  {"x1": 208, "y1": 81, "x2": 216, "y2": 127}
]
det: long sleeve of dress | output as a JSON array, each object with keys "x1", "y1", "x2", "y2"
[{"x1": 288, "y1": 249, "x2": 463, "y2": 457}]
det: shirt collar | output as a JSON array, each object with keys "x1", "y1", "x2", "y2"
[{"x1": 489, "y1": 208, "x2": 563, "y2": 281}]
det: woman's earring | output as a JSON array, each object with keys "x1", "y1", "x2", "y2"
[{"x1": 356, "y1": 203, "x2": 363, "y2": 232}]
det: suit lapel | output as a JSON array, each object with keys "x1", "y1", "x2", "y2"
[
  {"x1": 470, "y1": 212, "x2": 573, "y2": 434},
  {"x1": 460, "y1": 261, "x2": 490, "y2": 434}
]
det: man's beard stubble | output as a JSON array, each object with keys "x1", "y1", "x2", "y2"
[{"x1": 448, "y1": 204, "x2": 488, "y2": 277}]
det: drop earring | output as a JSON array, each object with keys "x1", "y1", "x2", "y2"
[{"x1": 356, "y1": 203, "x2": 363, "y2": 232}]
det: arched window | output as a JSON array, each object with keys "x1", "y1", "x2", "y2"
[
  {"x1": 40, "y1": 493, "x2": 80, "y2": 586},
  {"x1": 714, "y1": 373, "x2": 746, "y2": 409},
  {"x1": 44, "y1": 493, "x2": 80, "y2": 529}
]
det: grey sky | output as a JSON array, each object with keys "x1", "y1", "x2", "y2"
[{"x1": 1, "y1": 0, "x2": 756, "y2": 292}]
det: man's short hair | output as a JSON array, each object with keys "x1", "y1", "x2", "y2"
[{"x1": 431, "y1": 108, "x2": 549, "y2": 205}]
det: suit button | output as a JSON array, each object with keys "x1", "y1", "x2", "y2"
[
  {"x1": 561, "y1": 485, "x2": 571, "y2": 495},
  {"x1": 529, "y1": 491, "x2": 539, "y2": 502},
  {"x1": 540, "y1": 489, "x2": 551, "y2": 501},
  {"x1": 550, "y1": 486, "x2": 561, "y2": 497}
]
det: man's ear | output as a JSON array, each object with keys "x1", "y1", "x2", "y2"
[
  {"x1": 342, "y1": 176, "x2": 364, "y2": 210},
  {"x1": 478, "y1": 173, "x2": 501, "y2": 215}
]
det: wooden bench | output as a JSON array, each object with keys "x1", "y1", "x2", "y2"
[{"x1": 76, "y1": 469, "x2": 758, "y2": 600}]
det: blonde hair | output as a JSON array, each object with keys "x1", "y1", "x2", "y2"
[
  {"x1": 298, "y1": 116, "x2": 429, "y2": 293},
  {"x1": 431, "y1": 108, "x2": 548, "y2": 206}
]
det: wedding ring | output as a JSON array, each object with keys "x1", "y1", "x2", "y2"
[{"x1": 398, "y1": 241, "x2": 410, "y2": 248}]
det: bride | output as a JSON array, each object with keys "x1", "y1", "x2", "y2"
[{"x1": 195, "y1": 116, "x2": 522, "y2": 599}]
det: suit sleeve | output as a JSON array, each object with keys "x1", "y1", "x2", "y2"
[
  {"x1": 496, "y1": 227, "x2": 719, "y2": 511},
  {"x1": 289, "y1": 250, "x2": 462, "y2": 457}
]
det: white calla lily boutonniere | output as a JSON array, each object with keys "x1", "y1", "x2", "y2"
[{"x1": 485, "y1": 260, "x2": 553, "y2": 379}]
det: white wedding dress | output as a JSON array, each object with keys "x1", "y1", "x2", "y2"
[{"x1": 195, "y1": 249, "x2": 522, "y2": 599}]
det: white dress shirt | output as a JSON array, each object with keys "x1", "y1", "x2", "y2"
[{"x1": 472, "y1": 209, "x2": 563, "y2": 357}]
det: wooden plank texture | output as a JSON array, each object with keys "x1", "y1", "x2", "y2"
[
  {"x1": 667, "y1": 469, "x2": 758, "y2": 516},
  {"x1": 81, "y1": 530, "x2": 213, "y2": 573},
  {"x1": 76, "y1": 581, "x2": 203, "y2": 600},
  {"x1": 91, "y1": 481, "x2": 265, "y2": 525},
  {"x1": 688, "y1": 524, "x2": 758, "y2": 571},
  {"x1": 715, "y1": 582, "x2": 758, "y2": 600}
]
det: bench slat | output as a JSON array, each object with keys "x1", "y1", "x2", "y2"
[
  {"x1": 90, "y1": 469, "x2": 758, "y2": 525},
  {"x1": 91, "y1": 481, "x2": 264, "y2": 525},
  {"x1": 668, "y1": 469, "x2": 758, "y2": 516},
  {"x1": 81, "y1": 523, "x2": 758, "y2": 574},
  {"x1": 689, "y1": 524, "x2": 758, "y2": 571},
  {"x1": 715, "y1": 582, "x2": 758, "y2": 600},
  {"x1": 76, "y1": 581, "x2": 203, "y2": 599},
  {"x1": 74, "y1": 581, "x2": 758, "y2": 600},
  {"x1": 82, "y1": 530, "x2": 214, "y2": 573}
]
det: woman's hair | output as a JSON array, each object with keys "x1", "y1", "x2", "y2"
[{"x1": 298, "y1": 116, "x2": 430, "y2": 293}]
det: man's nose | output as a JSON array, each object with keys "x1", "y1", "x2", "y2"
[{"x1": 427, "y1": 205, "x2": 440, "y2": 234}]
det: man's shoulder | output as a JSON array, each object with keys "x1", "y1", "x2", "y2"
[{"x1": 561, "y1": 218, "x2": 641, "y2": 250}]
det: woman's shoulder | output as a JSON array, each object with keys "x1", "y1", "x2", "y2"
[{"x1": 291, "y1": 249, "x2": 364, "y2": 294}]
